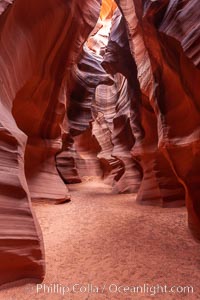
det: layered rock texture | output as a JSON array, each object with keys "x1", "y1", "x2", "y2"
[
  {"x1": 0, "y1": 0, "x2": 200, "y2": 288},
  {"x1": 57, "y1": 3, "x2": 142, "y2": 193},
  {"x1": 114, "y1": 0, "x2": 200, "y2": 236},
  {"x1": 0, "y1": 0, "x2": 101, "y2": 286}
]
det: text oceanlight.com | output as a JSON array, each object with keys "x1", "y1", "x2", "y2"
[{"x1": 34, "y1": 283, "x2": 194, "y2": 296}]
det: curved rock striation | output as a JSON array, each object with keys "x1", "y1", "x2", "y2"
[
  {"x1": 115, "y1": 0, "x2": 200, "y2": 234},
  {"x1": 101, "y1": 6, "x2": 143, "y2": 193},
  {"x1": 0, "y1": 0, "x2": 101, "y2": 286},
  {"x1": 56, "y1": 43, "x2": 113, "y2": 182},
  {"x1": 109, "y1": 0, "x2": 185, "y2": 207},
  {"x1": 1, "y1": 0, "x2": 200, "y2": 288},
  {"x1": 58, "y1": 5, "x2": 142, "y2": 193}
]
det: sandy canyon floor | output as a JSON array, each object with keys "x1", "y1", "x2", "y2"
[{"x1": 1, "y1": 180, "x2": 200, "y2": 300}]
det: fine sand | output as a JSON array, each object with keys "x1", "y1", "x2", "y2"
[{"x1": 1, "y1": 180, "x2": 200, "y2": 300}]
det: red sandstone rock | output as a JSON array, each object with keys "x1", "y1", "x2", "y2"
[
  {"x1": 0, "y1": 0, "x2": 101, "y2": 286},
  {"x1": 116, "y1": 0, "x2": 200, "y2": 234},
  {"x1": 1, "y1": 0, "x2": 200, "y2": 289},
  {"x1": 57, "y1": 6, "x2": 142, "y2": 193}
]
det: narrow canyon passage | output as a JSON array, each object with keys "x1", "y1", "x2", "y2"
[
  {"x1": 1, "y1": 180, "x2": 200, "y2": 300},
  {"x1": 1, "y1": 0, "x2": 200, "y2": 296}
]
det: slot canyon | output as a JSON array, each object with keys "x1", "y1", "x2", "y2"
[{"x1": 0, "y1": 0, "x2": 200, "y2": 299}]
